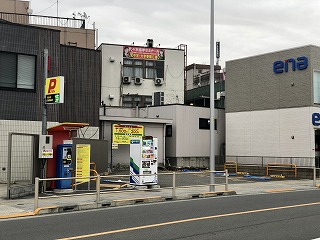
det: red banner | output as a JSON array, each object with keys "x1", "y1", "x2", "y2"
[{"x1": 123, "y1": 46, "x2": 165, "y2": 60}]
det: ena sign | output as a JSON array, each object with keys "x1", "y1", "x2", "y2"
[
  {"x1": 273, "y1": 56, "x2": 308, "y2": 74},
  {"x1": 312, "y1": 113, "x2": 320, "y2": 127}
]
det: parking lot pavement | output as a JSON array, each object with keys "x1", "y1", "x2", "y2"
[{"x1": 0, "y1": 171, "x2": 318, "y2": 218}]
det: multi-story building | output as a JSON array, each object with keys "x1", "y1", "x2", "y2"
[
  {"x1": 185, "y1": 63, "x2": 225, "y2": 109},
  {"x1": 98, "y1": 40, "x2": 185, "y2": 107},
  {"x1": 226, "y1": 45, "x2": 320, "y2": 167},
  {"x1": 0, "y1": 17, "x2": 101, "y2": 182},
  {"x1": 98, "y1": 40, "x2": 186, "y2": 168},
  {"x1": 0, "y1": 0, "x2": 96, "y2": 49}
]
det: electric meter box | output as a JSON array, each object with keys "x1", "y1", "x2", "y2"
[
  {"x1": 38, "y1": 135, "x2": 53, "y2": 158},
  {"x1": 130, "y1": 136, "x2": 158, "y2": 185}
]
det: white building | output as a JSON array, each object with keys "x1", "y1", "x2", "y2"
[
  {"x1": 226, "y1": 45, "x2": 320, "y2": 167},
  {"x1": 99, "y1": 104, "x2": 225, "y2": 168},
  {"x1": 98, "y1": 40, "x2": 185, "y2": 107}
]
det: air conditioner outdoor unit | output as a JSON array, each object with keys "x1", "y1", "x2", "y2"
[
  {"x1": 122, "y1": 76, "x2": 131, "y2": 84},
  {"x1": 154, "y1": 78, "x2": 164, "y2": 86},
  {"x1": 134, "y1": 77, "x2": 142, "y2": 85},
  {"x1": 220, "y1": 91, "x2": 225, "y2": 97}
]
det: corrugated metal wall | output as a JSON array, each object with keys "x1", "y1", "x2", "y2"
[
  {"x1": 0, "y1": 21, "x2": 60, "y2": 121},
  {"x1": 59, "y1": 46, "x2": 101, "y2": 126},
  {"x1": 0, "y1": 21, "x2": 101, "y2": 126}
]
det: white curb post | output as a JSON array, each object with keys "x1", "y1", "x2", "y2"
[
  {"x1": 34, "y1": 177, "x2": 39, "y2": 210},
  {"x1": 313, "y1": 166, "x2": 317, "y2": 187},
  {"x1": 96, "y1": 175, "x2": 101, "y2": 204},
  {"x1": 225, "y1": 169, "x2": 229, "y2": 191},
  {"x1": 172, "y1": 172, "x2": 176, "y2": 198}
]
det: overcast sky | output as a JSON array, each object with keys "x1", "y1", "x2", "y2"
[{"x1": 29, "y1": 0, "x2": 320, "y2": 67}]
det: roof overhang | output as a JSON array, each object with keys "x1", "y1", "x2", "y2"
[
  {"x1": 99, "y1": 116, "x2": 173, "y2": 124},
  {"x1": 47, "y1": 122, "x2": 89, "y2": 132}
]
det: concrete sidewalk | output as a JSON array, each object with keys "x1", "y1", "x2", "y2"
[{"x1": 0, "y1": 177, "x2": 318, "y2": 219}]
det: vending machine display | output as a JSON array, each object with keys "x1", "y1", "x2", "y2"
[
  {"x1": 56, "y1": 144, "x2": 73, "y2": 189},
  {"x1": 130, "y1": 136, "x2": 158, "y2": 185}
]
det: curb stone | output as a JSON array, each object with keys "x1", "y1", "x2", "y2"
[{"x1": 36, "y1": 191, "x2": 236, "y2": 215}]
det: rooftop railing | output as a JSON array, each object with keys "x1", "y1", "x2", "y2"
[{"x1": 0, "y1": 12, "x2": 86, "y2": 29}]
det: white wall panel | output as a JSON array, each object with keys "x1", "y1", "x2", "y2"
[
  {"x1": 227, "y1": 107, "x2": 315, "y2": 158},
  {"x1": 148, "y1": 105, "x2": 225, "y2": 158}
]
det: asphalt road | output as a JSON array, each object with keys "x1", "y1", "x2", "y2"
[
  {"x1": 1, "y1": 190, "x2": 320, "y2": 240},
  {"x1": 105, "y1": 170, "x2": 254, "y2": 188}
]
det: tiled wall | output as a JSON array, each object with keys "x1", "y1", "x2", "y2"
[
  {"x1": 0, "y1": 120, "x2": 58, "y2": 182},
  {"x1": 0, "y1": 120, "x2": 99, "y2": 182}
]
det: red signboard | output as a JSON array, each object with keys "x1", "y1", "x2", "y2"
[{"x1": 123, "y1": 46, "x2": 165, "y2": 60}]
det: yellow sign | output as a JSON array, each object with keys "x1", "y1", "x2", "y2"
[
  {"x1": 112, "y1": 124, "x2": 144, "y2": 144},
  {"x1": 45, "y1": 76, "x2": 64, "y2": 104},
  {"x1": 75, "y1": 144, "x2": 91, "y2": 183},
  {"x1": 41, "y1": 149, "x2": 53, "y2": 158}
]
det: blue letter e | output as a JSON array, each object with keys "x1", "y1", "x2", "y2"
[
  {"x1": 312, "y1": 113, "x2": 320, "y2": 126},
  {"x1": 273, "y1": 61, "x2": 284, "y2": 74}
]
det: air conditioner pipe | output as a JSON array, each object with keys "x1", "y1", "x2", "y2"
[{"x1": 135, "y1": 102, "x2": 139, "y2": 118}]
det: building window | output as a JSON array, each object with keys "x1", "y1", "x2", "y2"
[
  {"x1": 155, "y1": 61, "x2": 164, "y2": 78},
  {"x1": 0, "y1": 51, "x2": 36, "y2": 91},
  {"x1": 314, "y1": 70, "x2": 320, "y2": 104},
  {"x1": 198, "y1": 118, "x2": 217, "y2": 130},
  {"x1": 123, "y1": 58, "x2": 164, "y2": 79},
  {"x1": 145, "y1": 61, "x2": 155, "y2": 79},
  {"x1": 134, "y1": 60, "x2": 143, "y2": 78},
  {"x1": 166, "y1": 125, "x2": 172, "y2": 137},
  {"x1": 122, "y1": 94, "x2": 152, "y2": 107},
  {"x1": 199, "y1": 118, "x2": 210, "y2": 130}
]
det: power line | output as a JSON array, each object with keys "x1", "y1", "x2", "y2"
[{"x1": 34, "y1": 1, "x2": 57, "y2": 15}]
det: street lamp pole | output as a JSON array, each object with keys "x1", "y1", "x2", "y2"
[{"x1": 209, "y1": 0, "x2": 216, "y2": 192}]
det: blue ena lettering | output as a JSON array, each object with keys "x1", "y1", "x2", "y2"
[
  {"x1": 273, "y1": 56, "x2": 308, "y2": 74},
  {"x1": 312, "y1": 113, "x2": 320, "y2": 126}
]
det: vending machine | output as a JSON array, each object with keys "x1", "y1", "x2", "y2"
[
  {"x1": 56, "y1": 144, "x2": 73, "y2": 189},
  {"x1": 130, "y1": 136, "x2": 158, "y2": 185}
]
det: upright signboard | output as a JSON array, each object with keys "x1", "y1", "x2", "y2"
[
  {"x1": 45, "y1": 76, "x2": 65, "y2": 104},
  {"x1": 75, "y1": 144, "x2": 91, "y2": 183},
  {"x1": 112, "y1": 124, "x2": 144, "y2": 144}
]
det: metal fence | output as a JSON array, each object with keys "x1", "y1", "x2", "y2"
[
  {"x1": 0, "y1": 12, "x2": 85, "y2": 29},
  {"x1": 226, "y1": 156, "x2": 315, "y2": 167},
  {"x1": 7, "y1": 133, "x2": 39, "y2": 199},
  {"x1": 34, "y1": 170, "x2": 229, "y2": 210}
]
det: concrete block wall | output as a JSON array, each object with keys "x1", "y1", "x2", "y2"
[
  {"x1": 9, "y1": 184, "x2": 34, "y2": 199},
  {"x1": 0, "y1": 120, "x2": 99, "y2": 182},
  {"x1": 0, "y1": 120, "x2": 58, "y2": 182}
]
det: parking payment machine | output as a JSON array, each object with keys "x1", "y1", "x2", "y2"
[
  {"x1": 130, "y1": 136, "x2": 158, "y2": 185},
  {"x1": 56, "y1": 144, "x2": 72, "y2": 189}
]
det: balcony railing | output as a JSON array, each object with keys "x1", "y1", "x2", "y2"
[{"x1": 0, "y1": 12, "x2": 86, "y2": 29}]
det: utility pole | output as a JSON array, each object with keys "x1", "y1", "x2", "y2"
[
  {"x1": 210, "y1": 0, "x2": 216, "y2": 192},
  {"x1": 41, "y1": 49, "x2": 48, "y2": 192},
  {"x1": 42, "y1": 49, "x2": 48, "y2": 135},
  {"x1": 56, "y1": 0, "x2": 59, "y2": 26}
]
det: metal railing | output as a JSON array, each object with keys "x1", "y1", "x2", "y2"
[
  {"x1": 224, "y1": 159, "x2": 319, "y2": 181},
  {"x1": 0, "y1": 12, "x2": 86, "y2": 29},
  {"x1": 266, "y1": 163, "x2": 297, "y2": 178},
  {"x1": 226, "y1": 156, "x2": 315, "y2": 167},
  {"x1": 34, "y1": 170, "x2": 229, "y2": 210}
]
